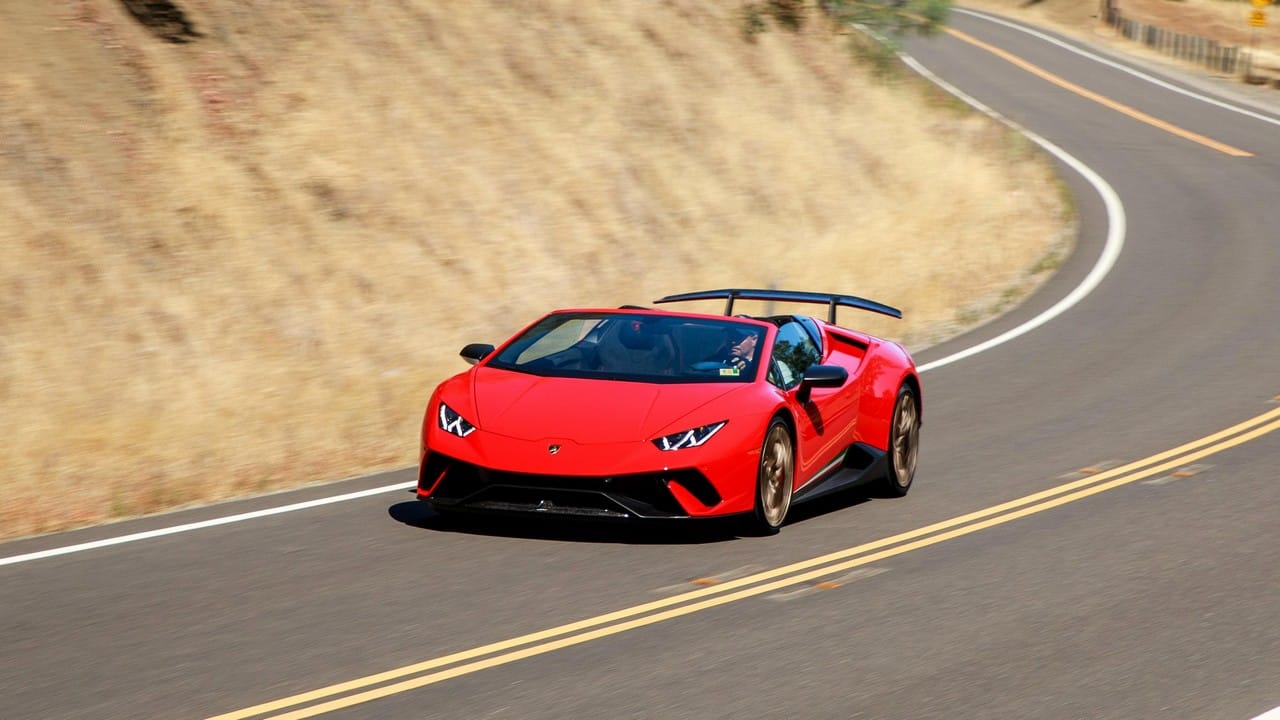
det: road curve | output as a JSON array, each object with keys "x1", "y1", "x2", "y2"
[{"x1": 3, "y1": 9, "x2": 1279, "y2": 720}]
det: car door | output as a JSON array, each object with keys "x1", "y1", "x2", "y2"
[{"x1": 766, "y1": 319, "x2": 858, "y2": 489}]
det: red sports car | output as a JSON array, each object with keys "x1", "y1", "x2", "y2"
[{"x1": 417, "y1": 289, "x2": 921, "y2": 533}]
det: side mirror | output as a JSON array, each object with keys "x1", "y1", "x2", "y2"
[
  {"x1": 796, "y1": 364, "x2": 847, "y2": 403},
  {"x1": 460, "y1": 343, "x2": 495, "y2": 366}
]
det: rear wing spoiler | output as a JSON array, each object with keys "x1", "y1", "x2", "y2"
[{"x1": 654, "y1": 288, "x2": 902, "y2": 325}]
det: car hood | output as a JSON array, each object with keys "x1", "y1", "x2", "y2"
[{"x1": 469, "y1": 367, "x2": 748, "y2": 443}]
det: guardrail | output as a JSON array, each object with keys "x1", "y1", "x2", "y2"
[{"x1": 1105, "y1": 8, "x2": 1242, "y2": 74}]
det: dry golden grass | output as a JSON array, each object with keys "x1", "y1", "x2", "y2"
[{"x1": 0, "y1": 0, "x2": 1068, "y2": 540}]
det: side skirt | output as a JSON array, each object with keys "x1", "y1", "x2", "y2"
[{"x1": 791, "y1": 443, "x2": 888, "y2": 505}]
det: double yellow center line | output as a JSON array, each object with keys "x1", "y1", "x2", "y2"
[{"x1": 209, "y1": 403, "x2": 1280, "y2": 720}]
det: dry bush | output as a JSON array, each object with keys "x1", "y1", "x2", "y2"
[{"x1": 0, "y1": 0, "x2": 1066, "y2": 539}]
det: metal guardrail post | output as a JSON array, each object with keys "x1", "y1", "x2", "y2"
[{"x1": 1107, "y1": 10, "x2": 1243, "y2": 78}]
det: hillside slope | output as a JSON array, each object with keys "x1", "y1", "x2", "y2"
[{"x1": 0, "y1": 0, "x2": 1066, "y2": 538}]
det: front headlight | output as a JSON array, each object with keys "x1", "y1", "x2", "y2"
[
  {"x1": 438, "y1": 402, "x2": 477, "y2": 438},
  {"x1": 652, "y1": 421, "x2": 727, "y2": 451}
]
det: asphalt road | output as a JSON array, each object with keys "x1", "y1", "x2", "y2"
[{"x1": 4, "y1": 8, "x2": 1280, "y2": 720}]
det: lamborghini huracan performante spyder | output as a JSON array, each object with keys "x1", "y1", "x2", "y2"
[{"x1": 417, "y1": 289, "x2": 921, "y2": 533}]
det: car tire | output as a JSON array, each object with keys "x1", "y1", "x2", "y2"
[
  {"x1": 749, "y1": 417, "x2": 795, "y2": 535},
  {"x1": 881, "y1": 383, "x2": 920, "y2": 497}
]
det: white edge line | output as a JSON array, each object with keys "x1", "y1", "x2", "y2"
[
  {"x1": 0, "y1": 26, "x2": 1129, "y2": 569},
  {"x1": 904, "y1": 47, "x2": 1126, "y2": 372},
  {"x1": 957, "y1": 7, "x2": 1280, "y2": 128},
  {"x1": 0, "y1": 481, "x2": 414, "y2": 567},
  {"x1": 1251, "y1": 706, "x2": 1280, "y2": 720}
]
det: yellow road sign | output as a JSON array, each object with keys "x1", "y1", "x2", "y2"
[{"x1": 1250, "y1": 9, "x2": 1267, "y2": 27}]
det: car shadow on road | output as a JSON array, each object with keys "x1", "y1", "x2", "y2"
[
  {"x1": 388, "y1": 499, "x2": 740, "y2": 545},
  {"x1": 389, "y1": 485, "x2": 877, "y2": 544},
  {"x1": 782, "y1": 489, "x2": 875, "y2": 525}
]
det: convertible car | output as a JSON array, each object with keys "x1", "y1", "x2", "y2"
[{"x1": 417, "y1": 289, "x2": 921, "y2": 533}]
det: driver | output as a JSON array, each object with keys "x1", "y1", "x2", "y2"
[
  {"x1": 708, "y1": 327, "x2": 757, "y2": 372},
  {"x1": 727, "y1": 329, "x2": 757, "y2": 370}
]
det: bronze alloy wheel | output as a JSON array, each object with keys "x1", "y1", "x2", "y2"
[
  {"x1": 885, "y1": 384, "x2": 920, "y2": 496},
  {"x1": 755, "y1": 419, "x2": 795, "y2": 531}
]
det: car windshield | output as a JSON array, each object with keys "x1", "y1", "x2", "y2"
[{"x1": 486, "y1": 312, "x2": 767, "y2": 383}]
